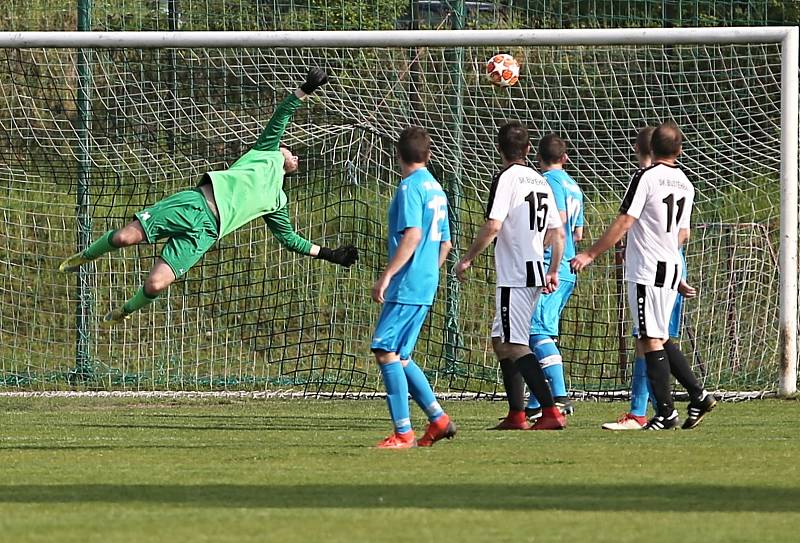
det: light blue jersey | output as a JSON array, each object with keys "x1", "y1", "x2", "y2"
[
  {"x1": 542, "y1": 169, "x2": 584, "y2": 283},
  {"x1": 384, "y1": 167, "x2": 450, "y2": 306}
]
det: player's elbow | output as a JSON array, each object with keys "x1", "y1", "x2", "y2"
[
  {"x1": 402, "y1": 227, "x2": 423, "y2": 244},
  {"x1": 441, "y1": 240, "x2": 453, "y2": 254},
  {"x1": 485, "y1": 219, "x2": 503, "y2": 235},
  {"x1": 619, "y1": 214, "x2": 637, "y2": 230},
  {"x1": 546, "y1": 227, "x2": 565, "y2": 251}
]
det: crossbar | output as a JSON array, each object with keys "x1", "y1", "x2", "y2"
[{"x1": 0, "y1": 27, "x2": 795, "y2": 48}]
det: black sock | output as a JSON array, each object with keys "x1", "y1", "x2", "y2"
[
  {"x1": 515, "y1": 353, "x2": 554, "y2": 408},
  {"x1": 645, "y1": 349, "x2": 674, "y2": 417},
  {"x1": 500, "y1": 359, "x2": 525, "y2": 412},
  {"x1": 663, "y1": 340, "x2": 703, "y2": 402}
]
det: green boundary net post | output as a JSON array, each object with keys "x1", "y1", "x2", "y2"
[
  {"x1": 72, "y1": 0, "x2": 93, "y2": 382},
  {"x1": 443, "y1": 0, "x2": 466, "y2": 379}
]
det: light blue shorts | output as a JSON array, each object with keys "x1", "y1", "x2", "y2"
[
  {"x1": 530, "y1": 280, "x2": 576, "y2": 337},
  {"x1": 370, "y1": 302, "x2": 430, "y2": 360}
]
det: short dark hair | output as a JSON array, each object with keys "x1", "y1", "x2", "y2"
[
  {"x1": 635, "y1": 126, "x2": 656, "y2": 156},
  {"x1": 396, "y1": 126, "x2": 431, "y2": 164},
  {"x1": 651, "y1": 120, "x2": 683, "y2": 158},
  {"x1": 498, "y1": 121, "x2": 530, "y2": 161},
  {"x1": 537, "y1": 133, "x2": 567, "y2": 165}
]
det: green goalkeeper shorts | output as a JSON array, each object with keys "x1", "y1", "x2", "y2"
[{"x1": 134, "y1": 188, "x2": 220, "y2": 278}]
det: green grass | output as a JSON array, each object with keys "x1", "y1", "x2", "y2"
[{"x1": 0, "y1": 397, "x2": 798, "y2": 543}]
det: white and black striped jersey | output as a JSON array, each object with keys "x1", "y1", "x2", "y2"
[
  {"x1": 620, "y1": 163, "x2": 694, "y2": 288},
  {"x1": 486, "y1": 163, "x2": 562, "y2": 287}
]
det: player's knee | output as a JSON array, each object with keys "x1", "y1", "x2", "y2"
[
  {"x1": 530, "y1": 334, "x2": 562, "y2": 367},
  {"x1": 372, "y1": 349, "x2": 398, "y2": 364},
  {"x1": 144, "y1": 275, "x2": 172, "y2": 296},
  {"x1": 113, "y1": 225, "x2": 144, "y2": 247},
  {"x1": 495, "y1": 343, "x2": 529, "y2": 362}
]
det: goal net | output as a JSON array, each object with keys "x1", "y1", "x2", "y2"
[{"x1": 0, "y1": 30, "x2": 796, "y2": 396}]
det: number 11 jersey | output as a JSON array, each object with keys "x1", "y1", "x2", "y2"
[
  {"x1": 620, "y1": 162, "x2": 695, "y2": 288},
  {"x1": 486, "y1": 163, "x2": 562, "y2": 288}
]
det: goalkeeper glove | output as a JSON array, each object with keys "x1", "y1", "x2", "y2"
[
  {"x1": 300, "y1": 68, "x2": 329, "y2": 94},
  {"x1": 317, "y1": 245, "x2": 358, "y2": 268}
]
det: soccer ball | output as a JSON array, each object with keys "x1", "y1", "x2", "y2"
[{"x1": 486, "y1": 53, "x2": 520, "y2": 87}]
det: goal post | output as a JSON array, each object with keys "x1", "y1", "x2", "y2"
[{"x1": 0, "y1": 27, "x2": 796, "y2": 396}]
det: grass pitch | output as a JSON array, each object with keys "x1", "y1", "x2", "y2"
[{"x1": 0, "y1": 397, "x2": 797, "y2": 543}]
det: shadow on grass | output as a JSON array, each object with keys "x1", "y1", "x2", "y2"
[
  {"x1": 0, "y1": 444, "x2": 217, "y2": 451},
  {"x1": 68, "y1": 412, "x2": 381, "y2": 432},
  {"x1": 0, "y1": 484, "x2": 795, "y2": 512},
  {"x1": 71, "y1": 420, "x2": 377, "y2": 432}
]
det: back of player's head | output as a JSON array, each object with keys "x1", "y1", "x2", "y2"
[
  {"x1": 396, "y1": 126, "x2": 431, "y2": 164},
  {"x1": 651, "y1": 120, "x2": 683, "y2": 158},
  {"x1": 498, "y1": 121, "x2": 530, "y2": 161},
  {"x1": 537, "y1": 133, "x2": 567, "y2": 165},
  {"x1": 635, "y1": 126, "x2": 656, "y2": 157}
]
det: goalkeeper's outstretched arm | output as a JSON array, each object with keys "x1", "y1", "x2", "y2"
[
  {"x1": 252, "y1": 68, "x2": 329, "y2": 152},
  {"x1": 263, "y1": 208, "x2": 358, "y2": 268}
]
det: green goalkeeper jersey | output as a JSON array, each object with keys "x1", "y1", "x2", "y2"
[{"x1": 206, "y1": 93, "x2": 309, "y2": 254}]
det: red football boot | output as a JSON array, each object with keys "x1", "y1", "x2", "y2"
[
  {"x1": 418, "y1": 414, "x2": 457, "y2": 447},
  {"x1": 376, "y1": 430, "x2": 417, "y2": 449},
  {"x1": 529, "y1": 406, "x2": 567, "y2": 430},
  {"x1": 490, "y1": 410, "x2": 530, "y2": 430}
]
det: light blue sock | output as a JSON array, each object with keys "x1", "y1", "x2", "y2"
[
  {"x1": 403, "y1": 360, "x2": 444, "y2": 422},
  {"x1": 542, "y1": 364, "x2": 567, "y2": 398},
  {"x1": 379, "y1": 361, "x2": 411, "y2": 434},
  {"x1": 526, "y1": 335, "x2": 566, "y2": 408},
  {"x1": 630, "y1": 356, "x2": 650, "y2": 417}
]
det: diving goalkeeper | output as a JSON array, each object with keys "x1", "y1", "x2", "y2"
[{"x1": 59, "y1": 68, "x2": 359, "y2": 327}]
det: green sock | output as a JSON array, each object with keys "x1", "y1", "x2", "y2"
[
  {"x1": 122, "y1": 287, "x2": 158, "y2": 315},
  {"x1": 83, "y1": 230, "x2": 119, "y2": 259}
]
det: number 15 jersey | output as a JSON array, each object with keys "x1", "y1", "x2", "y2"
[
  {"x1": 486, "y1": 164, "x2": 562, "y2": 288},
  {"x1": 385, "y1": 167, "x2": 450, "y2": 306},
  {"x1": 620, "y1": 162, "x2": 695, "y2": 288}
]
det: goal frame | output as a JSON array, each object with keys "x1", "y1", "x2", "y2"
[{"x1": 0, "y1": 26, "x2": 796, "y2": 395}]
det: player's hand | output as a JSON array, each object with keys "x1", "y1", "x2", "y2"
[
  {"x1": 317, "y1": 245, "x2": 358, "y2": 267},
  {"x1": 454, "y1": 258, "x2": 472, "y2": 283},
  {"x1": 570, "y1": 252, "x2": 593, "y2": 273},
  {"x1": 300, "y1": 68, "x2": 329, "y2": 94},
  {"x1": 543, "y1": 272, "x2": 559, "y2": 294},
  {"x1": 678, "y1": 279, "x2": 697, "y2": 299},
  {"x1": 371, "y1": 273, "x2": 391, "y2": 303}
]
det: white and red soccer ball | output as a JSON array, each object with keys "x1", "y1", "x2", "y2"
[{"x1": 486, "y1": 53, "x2": 520, "y2": 87}]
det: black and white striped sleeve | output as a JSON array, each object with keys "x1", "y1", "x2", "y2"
[{"x1": 619, "y1": 168, "x2": 648, "y2": 218}]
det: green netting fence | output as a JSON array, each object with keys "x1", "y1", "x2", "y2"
[{"x1": 0, "y1": 1, "x2": 797, "y2": 395}]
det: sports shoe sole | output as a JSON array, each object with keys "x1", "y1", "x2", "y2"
[
  {"x1": 529, "y1": 416, "x2": 566, "y2": 430},
  {"x1": 58, "y1": 254, "x2": 90, "y2": 273},
  {"x1": 100, "y1": 309, "x2": 131, "y2": 328},
  {"x1": 489, "y1": 420, "x2": 530, "y2": 430},
  {"x1": 602, "y1": 421, "x2": 646, "y2": 430}
]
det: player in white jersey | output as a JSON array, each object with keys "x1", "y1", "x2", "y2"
[
  {"x1": 572, "y1": 121, "x2": 716, "y2": 430},
  {"x1": 455, "y1": 121, "x2": 567, "y2": 431},
  {"x1": 603, "y1": 127, "x2": 698, "y2": 431}
]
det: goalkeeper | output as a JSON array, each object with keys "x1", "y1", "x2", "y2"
[{"x1": 59, "y1": 68, "x2": 358, "y2": 327}]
